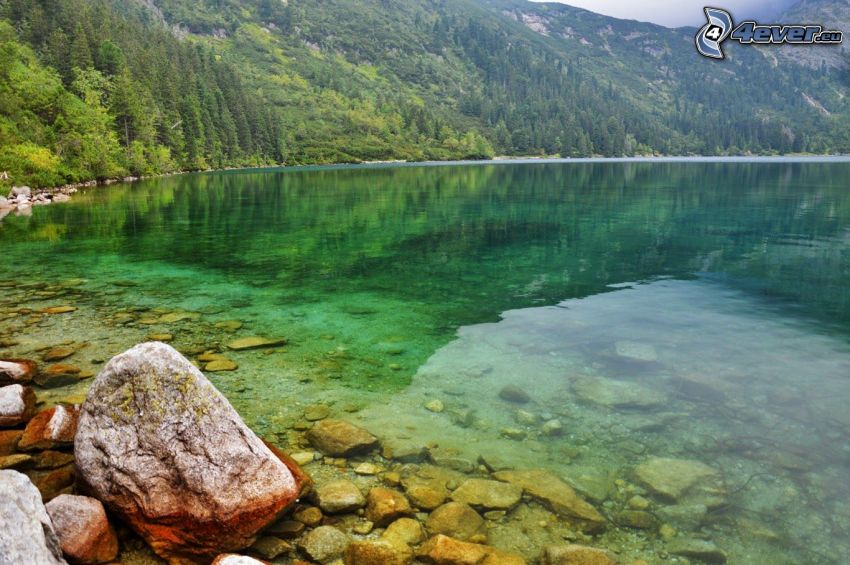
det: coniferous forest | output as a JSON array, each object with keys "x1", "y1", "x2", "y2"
[{"x1": 1, "y1": 0, "x2": 849, "y2": 188}]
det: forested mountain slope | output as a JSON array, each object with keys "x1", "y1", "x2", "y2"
[{"x1": 0, "y1": 0, "x2": 848, "y2": 189}]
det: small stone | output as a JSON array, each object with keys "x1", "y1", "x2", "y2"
[
  {"x1": 425, "y1": 502, "x2": 487, "y2": 543},
  {"x1": 304, "y1": 404, "x2": 331, "y2": 421},
  {"x1": 205, "y1": 359, "x2": 238, "y2": 372},
  {"x1": 250, "y1": 536, "x2": 292, "y2": 559},
  {"x1": 315, "y1": 480, "x2": 366, "y2": 514},
  {"x1": 293, "y1": 506, "x2": 323, "y2": 527},
  {"x1": 215, "y1": 320, "x2": 244, "y2": 331},
  {"x1": 266, "y1": 520, "x2": 305, "y2": 538},
  {"x1": 42, "y1": 347, "x2": 75, "y2": 362},
  {"x1": 39, "y1": 306, "x2": 77, "y2": 315},
  {"x1": 307, "y1": 419, "x2": 379, "y2": 457},
  {"x1": 667, "y1": 538, "x2": 727, "y2": 563},
  {"x1": 158, "y1": 312, "x2": 199, "y2": 323},
  {"x1": 424, "y1": 399, "x2": 444, "y2": 413},
  {"x1": 0, "y1": 359, "x2": 37, "y2": 386},
  {"x1": 147, "y1": 333, "x2": 174, "y2": 342},
  {"x1": 380, "y1": 439, "x2": 426, "y2": 463},
  {"x1": 34, "y1": 364, "x2": 82, "y2": 388},
  {"x1": 514, "y1": 409, "x2": 537, "y2": 425},
  {"x1": 46, "y1": 494, "x2": 119, "y2": 564},
  {"x1": 498, "y1": 385, "x2": 531, "y2": 403},
  {"x1": 19, "y1": 405, "x2": 79, "y2": 451},
  {"x1": 542, "y1": 544, "x2": 616, "y2": 565},
  {"x1": 365, "y1": 487, "x2": 414, "y2": 526},
  {"x1": 404, "y1": 479, "x2": 448, "y2": 510},
  {"x1": 344, "y1": 539, "x2": 412, "y2": 565},
  {"x1": 627, "y1": 495, "x2": 650, "y2": 510},
  {"x1": 352, "y1": 520, "x2": 374, "y2": 535},
  {"x1": 659, "y1": 524, "x2": 677, "y2": 540},
  {"x1": 383, "y1": 517, "x2": 424, "y2": 546},
  {"x1": 500, "y1": 427, "x2": 527, "y2": 440},
  {"x1": 633, "y1": 457, "x2": 719, "y2": 501},
  {"x1": 0, "y1": 384, "x2": 37, "y2": 426},
  {"x1": 493, "y1": 470, "x2": 605, "y2": 533},
  {"x1": 541, "y1": 419, "x2": 564, "y2": 436},
  {"x1": 290, "y1": 451, "x2": 316, "y2": 466},
  {"x1": 0, "y1": 453, "x2": 32, "y2": 469},
  {"x1": 32, "y1": 451, "x2": 75, "y2": 470},
  {"x1": 417, "y1": 535, "x2": 525, "y2": 565},
  {"x1": 354, "y1": 462, "x2": 382, "y2": 475},
  {"x1": 227, "y1": 336, "x2": 287, "y2": 350},
  {"x1": 656, "y1": 504, "x2": 708, "y2": 531},
  {"x1": 450, "y1": 479, "x2": 522, "y2": 511},
  {"x1": 298, "y1": 525, "x2": 349, "y2": 563},
  {"x1": 427, "y1": 447, "x2": 475, "y2": 473}
]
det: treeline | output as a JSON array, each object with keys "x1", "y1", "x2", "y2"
[{"x1": 0, "y1": 0, "x2": 289, "y2": 188}]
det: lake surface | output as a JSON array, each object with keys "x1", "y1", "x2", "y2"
[{"x1": 2, "y1": 159, "x2": 850, "y2": 563}]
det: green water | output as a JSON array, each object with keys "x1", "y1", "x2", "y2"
[{"x1": 2, "y1": 158, "x2": 850, "y2": 563}]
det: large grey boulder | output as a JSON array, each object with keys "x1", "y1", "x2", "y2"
[
  {"x1": 0, "y1": 470, "x2": 67, "y2": 564},
  {"x1": 74, "y1": 342, "x2": 308, "y2": 562}
]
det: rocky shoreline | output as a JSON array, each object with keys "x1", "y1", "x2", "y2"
[{"x1": 0, "y1": 340, "x2": 728, "y2": 565}]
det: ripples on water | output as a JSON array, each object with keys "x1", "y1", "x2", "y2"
[{"x1": 1, "y1": 159, "x2": 849, "y2": 563}]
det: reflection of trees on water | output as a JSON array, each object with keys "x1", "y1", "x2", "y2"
[{"x1": 3, "y1": 161, "x2": 850, "y2": 329}]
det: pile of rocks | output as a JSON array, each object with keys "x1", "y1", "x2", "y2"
[
  {"x1": 1, "y1": 342, "x2": 650, "y2": 565},
  {"x1": 0, "y1": 185, "x2": 76, "y2": 214}
]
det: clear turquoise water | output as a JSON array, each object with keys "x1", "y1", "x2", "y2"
[{"x1": 2, "y1": 159, "x2": 850, "y2": 563}]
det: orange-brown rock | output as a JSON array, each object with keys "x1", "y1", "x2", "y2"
[
  {"x1": 344, "y1": 539, "x2": 413, "y2": 565},
  {"x1": 19, "y1": 405, "x2": 79, "y2": 451},
  {"x1": 0, "y1": 358, "x2": 37, "y2": 385},
  {"x1": 46, "y1": 494, "x2": 119, "y2": 564},
  {"x1": 416, "y1": 535, "x2": 526, "y2": 565},
  {"x1": 74, "y1": 343, "x2": 307, "y2": 563},
  {"x1": 306, "y1": 419, "x2": 379, "y2": 457},
  {"x1": 0, "y1": 429, "x2": 22, "y2": 455},
  {"x1": 0, "y1": 384, "x2": 37, "y2": 426},
  {"x1": 541, "y1": 544, "x2": 618, "y2": 565},
  {"x1": 493, "y1": 470, "x2": 606, "y2": 533},
  {"x1": 365, "y1": 487, "x2": 414, "y2": 527}
]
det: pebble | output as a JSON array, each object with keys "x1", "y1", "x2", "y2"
[
  {"x1": 204, "y1": 359, "x2": 238, "y2": 372},
  {"x1": 500, "y1": 427, "x2": 527, "y2": 440},
  {"x1": 226, "y1": 337, "x2": 287, "y2": 350},
  {"x1": 38, "y1": 306, "x2": 77, "y2": 315},
  {"x1": 354, "y1": 462, "x2": 382, "y2": 475},
  {"x1": 352, "y1": 520, "x2": 374, "y2": 535},
  {"x1": 290, "y1": 452, "x2": 317, "y2": 466},
  {"x1": 541, "y1": 419, "x2": 564, "y2": 436},
  {"x1": 146, "y1": 334, "x2": 173, "y2": 342},
  {"x1": 498, "y1": 385, "x2": 531, "y2": 403},
  {"x1": 424, "y1": 399, "x2": 444, "y2": 413},
  {"x1": 42, "y1": 347, "x2": 75, "y2": 362},
  {"x1": 293, "y1": 506, "x2": 323, "y2": 527}
]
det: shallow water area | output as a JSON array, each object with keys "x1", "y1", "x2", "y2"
[{"x1": 2, "y1": 158, "x2": 850, "y2": 563}]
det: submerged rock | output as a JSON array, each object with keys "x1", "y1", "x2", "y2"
[
  {"x1": 19, "y1": 405, "x2": 79, "y2": 451},
  {"x1": 417, "y1": 534, "x2": 526, "y2": 565},
  {"x1": 425, "y1": 502, "x2": 487, "y2": 542},
  {"x1": 667, "y1": 538, "x2": 727, "y2": 563},
  {"x1": 541, "y1": 544, "x2": 617, "y2": 565},
  {"x1": 35, "y1": 364, "x2": 83, "y2": 388},
  {"x1": 226, "y1": 336, "x2": 286, "y2": 350},
  {"x1": 315, "y1": 479, "x2": 366, "y2": 513},
  {"x1": 298, "y1": 525, "x2": 349, "y2": 563},
  {"x1": 0, "y1": 384, "x2": 37, "y2": 426},
  {"x1": 307, "y1": 419, "x2": 379, "y2": 456},
  {"x1": 450, "y1": 479, "x2": 522, "y2": 511},
  {"x1": 74, "y1": 342, "x2": 306, "y2": 562},
  {"x1": 573, "y1": 377, "x2": 667, "y2": 409},
  {"x1": 0, "y1": 470, "x2": 66, "y2": 564},
  {"x1": 633, "y1": 457, "x2": 719, "y2": 501},
  {"x1": 45, "y1": 494, "x2": 118, "y2": 564},
  {"x1": 344, "y1": 538, "x2": 413, "y2": 565},
  {"x1": 365, "y1": 487, "x2": 414, "y2": 526},
  {"x1": 0, "y1": 358, "x2": 37, "y2": 386},
  {"x1": 493, "y1": 470, "x2": 606, "y2": 532},
  {"x1": 498, "y1": 385, "x2": 531, "y2": 404}
]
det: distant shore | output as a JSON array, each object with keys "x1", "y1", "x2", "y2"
[{"x1": 4, "y1": 153, "x2": 850, "y2": 212}]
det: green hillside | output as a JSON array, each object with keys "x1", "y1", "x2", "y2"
[{"x1": 0, "y1": 0, "x2": 849, "y2": 189}]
